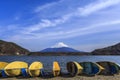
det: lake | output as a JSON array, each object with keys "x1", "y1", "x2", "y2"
[{"x1": 0, "y1": 56, "x2": 120, "y2": 72}]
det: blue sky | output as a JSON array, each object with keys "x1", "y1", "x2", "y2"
[{"x1": 1, "y1": 0, "x2": 120, "y2": 52}]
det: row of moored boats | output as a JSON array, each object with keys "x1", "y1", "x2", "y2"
[{"x1": 0, "y1": 61, "x2": 120, "y2": 77}]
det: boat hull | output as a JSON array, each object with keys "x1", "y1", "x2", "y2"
[
  {"x1": 4, "y1": 61, "x2": 28, "y2": 76},
  {"x1": 28, "y1": 61, "x2": 43, "y2": 77},
  {"x1": 53, "y1": 61, "x2": 60, "y2": 77},
  {"x1": 96, "y1": 61, "x2": 120, "y2": 75},
  {"x1": 0, "y1": 62, "x2": 8, "y2": 76},
  {"x1": 67, "y1": 61, "x2": 83, "y2": 76},
  {"x1": 79, "y1": 62, "x2": 104, "y2": 75}
]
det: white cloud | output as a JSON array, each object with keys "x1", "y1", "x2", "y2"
[
  {"x1": 10, "y1": 19, "x2": 120, "y2": 40},
  {"x1": 78, "y1": 0, "x2": 120, "y2": 16},
  {"x1": 22, "y1": 13, "x2": 75, "y2": 34},
  {"x1": 53, "y1": 20, "x2": 120, "y2": 39},
  {"x1": 22, "y1": 19, "x2": 56, "y2": 34},
  {"x1": 35, "y1": 2, "x2": 58, "y2": 12},
  {"x1": 7, "y1": 0, "x2": 120, "y2": 40},
  {"x1": 27, "y1": 0, "x2": 120, "y2": 34}
]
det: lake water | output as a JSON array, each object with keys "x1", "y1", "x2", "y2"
[{"x1": 0, "y1": 56, "x2": 120, "y2": 72}]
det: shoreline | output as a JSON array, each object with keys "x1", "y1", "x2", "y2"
[{"x1": 1, "y1": 75, "x2": 120, "y2": 80}]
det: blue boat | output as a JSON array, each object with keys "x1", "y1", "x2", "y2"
[
  {"x1": 96, "y1": 61, "x2": 120, "y2": 75},
  {"x1": 79, "y1": 62, "x2": 104, "y2": 75}
]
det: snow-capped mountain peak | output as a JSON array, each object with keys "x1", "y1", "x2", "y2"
[
  {"x1": 51, "y1": 42, "x2": 68, "y2": 48},
  {"x1": 40, "y1": 42, "x2": 80, "y2": 52}
]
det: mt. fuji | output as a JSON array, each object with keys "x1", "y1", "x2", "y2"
[{"x1": 40, "y1": 42, "x2": 80, "y2": 52}]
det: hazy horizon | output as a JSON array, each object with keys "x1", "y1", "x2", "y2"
[{"x1": 0, "y1": 0, "x2": 120, "y2": 52}]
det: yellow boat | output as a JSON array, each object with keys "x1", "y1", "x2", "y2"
[
  {"x1": 79, "y1": 62, "x2": 104, "y2": 75},
  {"x1": 96, "y1": 61, "x2": 120, "y2": 75},
  {"x1": 4, "y1": 61, "x2": 28, "y2": 76},
  {"x1": 53, "y1": 61, "x2": 60, "y2": 77},
  {"x1": 28, "y1": 61, "x2": 43, "y2": 77},
  {"x1": 67, "y1": 61, "x2": 83, "y2": 76},
  {"x1": 0, "y1": 62, "x2": 8, "y2": 76},
  {"x1": 0, "y1": 62, "x2": 8, "y2": 69}
]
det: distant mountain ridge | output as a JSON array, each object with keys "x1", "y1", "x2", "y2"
[
  {"x1": 92, "y1": 43, "x2": 120, "y2": 55},
  {"x1": 0, "y1": 40, "x2": 29, "y2": 55},
  {"x1": 1, "y1": 39, "x2": 120, "y2": 56},
  {"x1": 40, "y1": 47, "x2": 80, "y2": 52}
]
